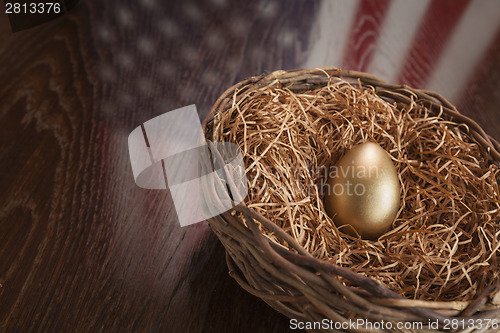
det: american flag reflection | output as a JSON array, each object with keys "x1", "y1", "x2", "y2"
[{"x1": 304, "y1": 0, "x2": 500, "y2": 105}]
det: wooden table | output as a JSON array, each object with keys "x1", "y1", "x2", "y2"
[{"x1": 1, "y1": 1, "x2": 499, "y2": 332}]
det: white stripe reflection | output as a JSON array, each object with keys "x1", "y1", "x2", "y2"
[
  {"x1": 368, "y1": 0, "x2": 431, "y2": 83},
  {"x1": 426, "y1": 0, "x2": 500, "y2": 102},
  {"x1": 302, "y1": 0, "x2": 360, "y2": 69}
]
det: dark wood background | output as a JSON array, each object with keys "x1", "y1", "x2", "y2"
[{"x1": 1, "y1": 0, "x2": 499, "y2": 332}]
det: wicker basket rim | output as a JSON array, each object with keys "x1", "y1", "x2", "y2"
[{"x1": 202, "y1": 67, "x2": 500, "y2": 331}]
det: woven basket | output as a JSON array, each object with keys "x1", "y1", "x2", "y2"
[{"x1": 202, "y1": 67, "x2": 500, "y2": 333}]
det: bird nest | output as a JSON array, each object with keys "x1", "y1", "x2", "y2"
[{"x1": 203, "y1": 68, "x2": 500, "y2": 331}]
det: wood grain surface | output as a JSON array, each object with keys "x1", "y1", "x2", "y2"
[{"x1": 1, "y1": 0, "x2": 499, "y2": 332}]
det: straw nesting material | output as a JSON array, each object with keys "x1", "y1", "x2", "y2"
[{"x1": 211, "y1": 76, "x2": 500, "y2": 302}]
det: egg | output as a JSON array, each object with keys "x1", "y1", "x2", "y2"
[{"x1": 324, "y1": 142, "x2": 400, "y2": 240}]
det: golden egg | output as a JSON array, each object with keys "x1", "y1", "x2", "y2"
[{"x1": 324, "y1": 142, "x2": 400, "y2": 240}]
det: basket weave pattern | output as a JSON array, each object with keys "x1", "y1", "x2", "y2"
[{"x1": 202, "y1": 68, "x2": 500, "y2": 332}]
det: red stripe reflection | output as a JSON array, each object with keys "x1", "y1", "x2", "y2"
[
  {"x1": 396, "y1": 0, "x2": 471, "y2": 87},
  {"x1": 342, "y1": 0, "x2": 392, "y2": 72}
]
